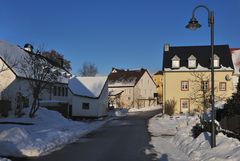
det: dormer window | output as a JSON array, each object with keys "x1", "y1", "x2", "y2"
[
  {"x1": 172, "y1": 55, "x2": 180, "y2": 68},
  {"x1": 213, "y1": 54, "x2": 220, "y2": 68},
  {"x1": 188, "y1": 55, "x2": 196, "y2": 68}
]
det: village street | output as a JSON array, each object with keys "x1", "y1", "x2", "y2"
[{"x1": 11, "y1": 109, "x2": 161, "y2": 161}]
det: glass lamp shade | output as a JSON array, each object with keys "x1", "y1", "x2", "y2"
[{"x1": 185, "y1": 17, "x2": 202, "y2": 30}]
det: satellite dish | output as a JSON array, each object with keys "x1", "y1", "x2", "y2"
[{"x1": 225, "y1": 74, "x2": 231, "y2": 81}]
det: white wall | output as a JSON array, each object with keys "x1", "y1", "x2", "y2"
[
  {"x1": 134, "y1": 72, "x2": 157, "y2": 107},
  {"x1": 108, "y1": 87, "x2": 134, "y2": 108},
  {"x1": 71, "y1": 83, "x2": 108, "y2": 117}
]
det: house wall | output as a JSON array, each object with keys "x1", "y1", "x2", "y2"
[
  {"x1": 71, "y1": 83, "x2": 108, "y2": 117},
  {"x1": 163, "y1": 71, "x2": 234, "y2": 113},
  {"x1": 0, "y1": 58, "x2": 68, "y2": 111},
  {"x1": 108, "y1": 87, "x2": 134, "y2": 108},
  {"x1": 134, "y1": 72, "x2": 157, "y2": 108},
  {"x1": 152, "y1": 74, "x2": 163, "y2": 102},
  {"x1": 0, "y1": 59, "x2": 16, "y2": 101}
]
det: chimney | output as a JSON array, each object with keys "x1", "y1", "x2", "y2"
[
  {"x1": 23, "y1": 43, "x2": 34, "y2": 52},
  {"x1": 163, "y1": 43, "x2": 170, "y2": 52}
]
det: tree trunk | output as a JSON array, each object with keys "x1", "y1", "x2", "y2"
[{"x1": 29, "y1": 96, "x2": 39, "y2": 118}]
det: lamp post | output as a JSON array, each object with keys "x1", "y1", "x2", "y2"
[{"x1": 185, "y1": 5, "x2": 216, "y2": 148}]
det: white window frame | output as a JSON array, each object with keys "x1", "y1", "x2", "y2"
[
  {"x1": 188, "y1": 55, "x2": 197, "y2": 68},
  {"x1": 172, "y1": 55, "x2": 180, "y2": 68},
  {"x1": 172, "y1": 60, "x2": 180, "y2": 68},
  {"x1": 188, "y1": 59, "x2": 196, "y2": 68},
  {"x1": 213, "y1": 54, "x2": 220, "y2": 68}
]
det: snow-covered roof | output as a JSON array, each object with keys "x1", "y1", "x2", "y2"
[
  {"x1": 164, "y1": 64, "x2": 233, "y2": 72},
  {"x1": 109, "y1": 89, "x2": 124, "y2": 96},
  {"x1": 68, "y1": 76, "x2": 107, "y2": 98},
  {"x1": 0, "y1": 40, "x2": 69, "y2": 84},
  {"x1": 108, "y1": 68, "x2": 146, "y2": 87},
  {"x1": 163, "y1": 45, "x2": 234, "y2": 71}
]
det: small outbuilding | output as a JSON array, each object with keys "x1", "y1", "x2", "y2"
[{"x1": 68, "y1": 76, "x2": 108, "y2": 118}]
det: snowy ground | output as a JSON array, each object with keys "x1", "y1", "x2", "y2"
[
  {"x1": 128, "y1": 105, "x2": 162, "y2": 112},
  {"x1": 0, "y1": 107, "x2": 113, "y2": 159},
  {"x1": 148, "y1": 114, "x2": 240, "y2": 161},
  {"x1": 0, "y1": 105, "x2": 160, "y2": 160}
]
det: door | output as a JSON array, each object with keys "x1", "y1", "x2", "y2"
[{"x1": 180, "y1": 98, "x2": 189, "y2": 113}]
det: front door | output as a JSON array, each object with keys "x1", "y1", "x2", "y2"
[{"x1": 180, "y1": 98, "x2": 190, "y2": 113}]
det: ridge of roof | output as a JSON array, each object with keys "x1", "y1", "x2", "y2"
[{"x1": 108, "y1": 68, "x2": 146, "y2": 87}]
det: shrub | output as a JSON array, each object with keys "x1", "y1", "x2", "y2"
[
  {"x1": 191, "y1": 120, "x2": 220, "y2": 138},
  {"x1": 192, "y1": 123, "x2": 203, "y2": 138},
  {"x1": 164, "y1": 99, "x2": 176, "y2": 116}
]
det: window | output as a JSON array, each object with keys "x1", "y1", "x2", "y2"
[
  {"x1": 213, "y1": 54, "x2": 220, "y2": 68},
  {"x1": 219, "y1": 82, "x2": 226, "y2": 91},
  {"x1": 62, "y1": 87, "x2": 65, "y2": 96},
  {"x1": 65, "y1": 87, "x2": 68, "y2": 96},
  {"x1": 188, "y1": 55, "x2": 196, "y2": 68},
  {"x1": 180, "y1": 99, "x2": 189, "y2": 113},
  {"x1": 214, "y1": 60, "x2": 219, "y2": 68},
  {"x1": 53, "y1": 86, "x2": 57, "y2": 96},
  {"x1": 58, "y1": 87, "x2": 61, "y2": 96},
  {"x1": 181, "y1": 81, "x2": 189, "y2": 91},
  {"x1": 82, "y1": 103, "x2": 90, "y2": 110},
  {"x1": 172, "y1": 55, "x2": 180, "y2": 68},
  {"x1": 172, "y1": 60, "x2": 180, "y2": 68},
  {"x1": 201, "y1": 81, "x2": 209, "y2": 91},
  {"x1": 188, "y1": 60, "x2": 196, "y2": 68}
]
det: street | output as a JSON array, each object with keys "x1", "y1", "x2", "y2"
[{"x1": 12, "y1": 109, "x2": 161, "y2": 161}]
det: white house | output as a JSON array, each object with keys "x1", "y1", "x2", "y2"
[
  {"x1": 0, "y1": 40, "x2": 70, "y2": 113},
  {"x1": 231, "y1": 48, "x2": 240, "y2": 92},
  {"x1": 108, "y1": 68, "x2": 157, "y2": 108},
  {"x1": 68, "y1": 76, "x2": 108, "y2": 117}
]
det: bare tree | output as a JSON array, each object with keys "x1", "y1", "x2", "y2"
[
  {"x1": 190, "y1": 72, "x2": 226, "y2": 113},
  {"x1": 41, "y1": 50, "x2": 72, "y2": 71},
  {"x1": 20, "y1": 51, "x2": 60, "y2": 118},
  {"x1": 78, "y1": 62, "x2": 98, "y2": 76}
]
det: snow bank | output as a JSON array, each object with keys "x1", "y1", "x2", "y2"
[
  {"x1": 108, "y1": 108, "x2": 128, "y2": 117},
  {"x1": 0, "y1": 157, "x2": 10, "y2": 161},
  {"x1": 128, "y1": 105, "x2": 162, "y2": 112},
  {"x1": 148, "y1": 114, "x2": 240, "y2": 161},
  {"x1": 0, "y1": 107, "x2": 108, "y2": 157}
]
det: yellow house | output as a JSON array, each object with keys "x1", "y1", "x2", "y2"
[
  {"x1": 163, "y1": 44, "x2": 234, "y2": 113},
  {"x1": 152, "y1": 71, "x2": 163, "y2": 103}
]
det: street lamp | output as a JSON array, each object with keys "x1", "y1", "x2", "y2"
[{"x1": 186, "y1": 5, "x2": 216, "y2": 148}]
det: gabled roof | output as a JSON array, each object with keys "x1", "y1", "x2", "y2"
[
  {"x1": 154, "y1": 70, "x2": 163, "y2": 75},
  {"x1": 0, "y1": 40, "x2": 70, "y2": 84},
  {"x1": 163, "y1": 45, "x2": 234, "y2": 71},
  {"x1": 68, "y1": 76, "x2": 108, "y2": 98},
  {"x1": 108, "y1": 68, "x2": 146, "y2": 87}
]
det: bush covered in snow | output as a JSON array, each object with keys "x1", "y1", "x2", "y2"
[{"x1": 164, "y1": 99, "x2": 176, "y2": 116}]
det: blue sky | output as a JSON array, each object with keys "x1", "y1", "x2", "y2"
[{"x1": 0, "y1": 0, "x2": 240, "y2": 75}]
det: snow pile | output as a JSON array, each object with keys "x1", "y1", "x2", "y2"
[
  {"x1": 108, "y1": 108, "x2": 128, "y2": 117},
  {"x1": 128, "y1": 105, "x2": 162, "y2": 112},
  {"x1": 0, "y1": 157, "x2": 10, "y2": 161},
  {"x1": 0, "y1": 107, "x2": 108, "y2": 157},
  {"x1": 148, "y1": 114, "x2": 240, "y2": 161}
]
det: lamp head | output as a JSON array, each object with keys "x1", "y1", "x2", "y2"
[{"x1": 185, "y1": 17, "x2": 202, "y2": 30}]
